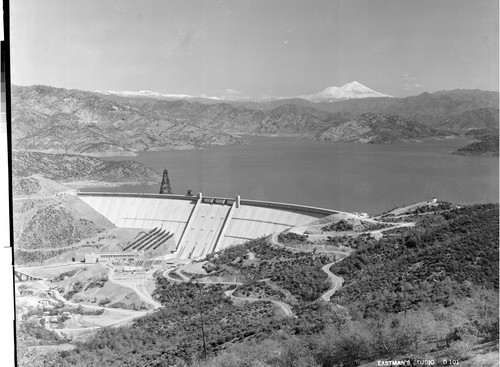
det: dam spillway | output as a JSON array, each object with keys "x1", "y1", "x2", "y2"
[{"x1": 77, "y1": 192, "x2": 337, "y2": 260}]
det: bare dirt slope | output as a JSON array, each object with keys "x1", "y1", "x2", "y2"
[
  {"x1": 14, "y1": 192, "x2": 114, "y2": 251},
  {"x1": 12, "y1": 175, "x2": 125, "y2": 266}
]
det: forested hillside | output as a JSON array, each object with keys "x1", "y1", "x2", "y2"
[
  {"x1": 206, "y1": 239, "x2": 336, "y2": 302},
  {"x1": 455, "y1": 134, "x2": 499, "y2": 156},
  {"x1": 331, "y1": 204, "x2": 499, "y2": 316},
  {"x1": 28, "y1": 204, "x2": 499, "y2": 367}
]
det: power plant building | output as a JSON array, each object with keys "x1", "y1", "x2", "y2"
[{"x1": 85, "y1": 251, "x2": 142, "y2": 263}]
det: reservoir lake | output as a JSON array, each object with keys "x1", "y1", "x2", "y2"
[{"x1": 82, "y1": 137, "x2": 499, "y2": 215}]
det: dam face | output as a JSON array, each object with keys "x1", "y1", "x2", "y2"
[{"x1": 78, "y1": 192, "x2": 337, "y2": 260}]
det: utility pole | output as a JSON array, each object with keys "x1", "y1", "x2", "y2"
[
  {"x1": 199, "y1": 306, "x2": 207, "y2": 360},
  {"x1": 198, "y1": 286, "x2": 208, "y2": 361}
]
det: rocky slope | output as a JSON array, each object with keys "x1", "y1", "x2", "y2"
[
  {"x1": 99, "y1": 87, "x2": 498, "y2": 133},
  {"x1": 314, "y1": 89, "x2": 499, "y2": 131},
  {"x1": 16, "y1": 198, "x2": 111, "y2": 250},
  {"x1": 14, "y1": 187, "x2": 114, "y2": 251},
  {"x1": 441, "y1": 107, "x2": 499, "y2": 131},
  {"x1": 94, "y1": 96, "x2": 446, "y2": 141},
  {"x1": 12, "y1": 151, "x2": 159, "y2": 183},
  {"x1": 316, "y1": 113, "x2": 444, "y2": 143},
  {"x1": 12, "y1": 85, "x2": 244, "y2": 154},
  {"x1": 13, "y1": 85, "x2": 496, "y2": 155},
  {"x1": 99, "y1": 88, "x2": 498, "y2": 134},
  {"x1": 13, "y1": 174, "x2": 72, "y2": 197},
  {"x1": 454, "y1": 134, "x2": 499, "y2": 156},
  {"x1": 12, "y1": 174, "x2": 120, "y2": 265}
]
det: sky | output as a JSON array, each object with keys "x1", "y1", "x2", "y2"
[{"x1": 10, "y1": 0, "x2": 499, "y2": 98}]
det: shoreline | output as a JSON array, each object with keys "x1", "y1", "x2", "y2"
[
  {"x1": 64, "y1": 180, "x2": 158, "y2": 189},
  {"x1": 15, "y1": 136, "x2": 496, "y2": 216},
  {"x1": 14, "y1": 134, "x2": 466, "y2": 158}
]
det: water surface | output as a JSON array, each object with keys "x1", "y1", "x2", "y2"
[{"x1": 82, "y1": 137, "x2": 499, "y2": 215}]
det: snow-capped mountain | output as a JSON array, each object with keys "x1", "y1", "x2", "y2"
[
  {"x1": 95, "y1": 90, "x2": 195, "y2": 99},
  {"x1": 301, "y1": 81, "x2": 393, "y2": 102},
  {"x1": 96, "y1": 81, "x2": 392, "y2": 102},
  {"x1": 94, "y1": 89, "x2": 280, "y2": 102}
]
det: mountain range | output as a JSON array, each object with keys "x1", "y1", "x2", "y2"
[
  {"x1": 11, "y1": 84, "x2": 498, "y2": 155},
  {"x1": 12, "y1": 85, "x2": 245, "y2": 154},
  {"x1": 96, "y1": 81, "x2": 393, "y2": 102}
]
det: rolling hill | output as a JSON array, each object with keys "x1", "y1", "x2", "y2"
[
  {"x1": 454, "y1": 134, "x2": 499, "y2": 156},
  {"x1": 12, "y1": 150, "x2": 160, "y2": 183},
  {"x1": 316, "y1": 112, "x2": 444, "y2": 143}
]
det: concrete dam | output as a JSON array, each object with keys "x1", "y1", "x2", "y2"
[{"x1": 78, "y1": 192, "x2": 337, "y2": 260}]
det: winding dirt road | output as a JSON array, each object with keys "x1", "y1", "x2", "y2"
[
  {"x1": 270, "y1": 232, "x2": 347, "y2": 303},
  {"x1": 162, "y1": 221, "x2": 419, "y2": 317},
  {"x1": 271, "y1": 218, "x2": 416, "y2": 302},
  {"x1": 163, "y1": 267, "x2": 295, "y2": 317},
  {"x1": 304, "y1": 221, "x2": 415, "y2": 241},
  {"x1": 107, "y1": 265, "x2": 162, "y2": 310},
  {"x1": 163, "y1": 267, "x2": 191, "y2": 283},
  {"x1": 24, "y1": 264, "x2": 157, "y2": 338},
  {"x1": 162, "y1": 232, "x2": 352, "y2": 317},
  {"x1": 320, "y1": 262, "x2": 344, "y2": 302},
  {"x1": 49, "y1": 288, "x2": 148, "y2": 327},
  {"x1": 224, "y1": 289, "x2": 296, "y2": 318}
]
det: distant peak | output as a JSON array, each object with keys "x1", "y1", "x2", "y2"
[
  {"x1": 94, "y1": 81, "x2": 392, "y2": 103},
  {"x1": 344, "y1": 81, "x2": 363, "y2": 87},
  {"x1": 301, "y1": 81, "x2": 393, "y2": 102}
]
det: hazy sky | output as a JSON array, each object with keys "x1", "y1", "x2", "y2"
[{"x1": 11, "y1": 0, "x2": 499, "y2": 97}]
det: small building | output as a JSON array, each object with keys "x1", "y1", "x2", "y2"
[
  {"x1": 39, "y1": 299, "x2": 54, "y2": 308},
  {"x1": 202, "y1": 262, "x2": 217, "y2": 273},
  {"x1": 244, "y1": 251, "x2": 256, "y2": 261},
  {"x1": 431, "y1": 197, "x2": 438, "y2": 204}
]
